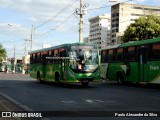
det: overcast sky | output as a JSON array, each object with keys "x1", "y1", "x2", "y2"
[{"x1": 0, "y1": 0, "x2": 160, "y2": 59}]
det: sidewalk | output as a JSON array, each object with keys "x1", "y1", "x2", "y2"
[
  {"x1": 0, "y1": 94, "x2": 48, "y2": 120},
  {"x1": 0, "y1": 71, "x2": 36, "y2": 120},
  {"x1": 0, "y1": 71, "x2": 28, "y2": 75},
  {"x1": 0, "y1": 93, "x2": 28, "y2": 120},
  {"x1": 0, "y1": 93, "x2": 26, "y2": 111}
]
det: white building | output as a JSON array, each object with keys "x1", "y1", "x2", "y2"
[
  {"x1": 111, "y1": 3, "x2": 160, "y2": 44},
  {"x1": 89, "y1": 14, "x2": 111, "y2": 49},
  {"x1": 22, "y1": 55, "x2": 30, "y2": 65},
  {"x1": 0, "y1": 57, "x2": 7, "y2": 63}
]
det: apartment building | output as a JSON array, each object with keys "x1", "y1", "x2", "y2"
[
  {"x1": 111, "y1": 2, "x2": 160, "y2": 44},
  {"x1": 83, "y1": 37, "x2": 89, "y2": 43},
  {"x1": 89, "y1": 14, "x2": 111, "y2": 49}
]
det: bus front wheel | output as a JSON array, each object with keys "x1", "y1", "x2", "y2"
[
  {"x1": 37, "y1": 72, "x2": 43, "y2": 84},
  {"x1": 117, "y1": 74, "x2": 124, "y2": 85},
  {"x1": 81, "y1": 81, "x2": 89, "y2": 87}
]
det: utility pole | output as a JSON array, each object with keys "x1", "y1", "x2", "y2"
[
  {"x1": 24, "y1": 39, "x2": 31, "y2": 55},
  {"x1": 25, "y1": 25, "x2": 34, "y2": 56},
  {"x1": 25, "y1": 40, "x2": 26, "y2": 56},
  {"x1": 30, "y1": 25, "x2": 34, "y2": 52},
  {"x1": 14, "y1": 45, "x2": 15, "y2": 62},
  {"x1": 76, "y1": 0, "x2": 87, "y2": 43},
  {"x1": 13, "y1": 45, "x2": 16, "y2": 73},
  {"x1": 79, "y1": 0, "x2": 83, "y2": 43}
]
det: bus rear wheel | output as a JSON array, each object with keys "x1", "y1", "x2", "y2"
[{"x1": 55, "y1": 72, "x2": 60, "y2": 84}]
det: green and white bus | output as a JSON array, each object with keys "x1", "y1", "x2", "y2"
[
  {"x1": 30, "y1": 42, "x2": 100, "y2": 86},
  {"x1": 101, "y1": 38, "x2": 160, "y2": 84}
]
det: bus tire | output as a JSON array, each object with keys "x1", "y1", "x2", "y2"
[
  {"x1": 55, "y1": 72, "x2": 60, "y2": 84},
  {"x1": 81, "y1": 81, "x2": 89, "y2": 87},
  {"x1": 37, "y1": 72, "x2": 44, "y2": 84},
  {"x1": 116, "y1": 73, "x2": 124, "y2": 85}
]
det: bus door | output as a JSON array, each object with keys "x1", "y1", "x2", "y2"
[
  {"x1": 42, "y1": 54, "x2": 47, "y2": 79},
  {"x1": 60, "y1": 51, "x2": 66, "y2": 80},
  {"x1": 138, "y1": 45, "x2": 148, "y2": 82}
]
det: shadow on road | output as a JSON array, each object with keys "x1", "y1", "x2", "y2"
[
  {"x1": 42, "y1": 82, "x2": 98, "y2": 89},
  {"x1": 103, "y1": 81, "x2": 160, "y2": 90}
]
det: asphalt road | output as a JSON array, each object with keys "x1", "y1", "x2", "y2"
[{"x1": 0, "y1": 73, "x2": 160, "y2": 120}]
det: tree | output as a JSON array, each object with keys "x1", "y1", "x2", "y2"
[
  {"x1": 121, "y1": 15, "x2": 160, "y2": 43},
  {"x1": 0, "y1": 43, "x2": 7, "y2": 63}
]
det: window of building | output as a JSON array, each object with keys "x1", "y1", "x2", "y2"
[
  {"x1": 112, "y1": 34, "x2": 116, "y2": 38},
  {"x1": 133, "y1": 6, "x2": 143, "y2": 10},
  {"x1": 131, "y1": 13, "x2": 144, "y2": 16},
  {"x1": 130, "y1": 19, "x2": 135, "y2": 21},
  {"x1": 112, "y1": 13, "x2": 119, "y2": 17}
]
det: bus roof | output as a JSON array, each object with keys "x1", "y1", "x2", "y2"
[
  {"x1": 30, "y1": 42, "x2": 95, "y2": 54},
  {"x1": 119, "y1": 37, "x2": 160, "y2": 48}
]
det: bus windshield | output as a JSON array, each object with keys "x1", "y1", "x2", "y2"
[{"x1": 68, "y1": 48, "x2": 98, "y2": 73}]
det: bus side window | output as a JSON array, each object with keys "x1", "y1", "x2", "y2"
[
  {"x1": 32, "y1": 54, "x2": 35, "y2": 63},
  {"x1": 47, "y1": 51, "x2": 53, "y2": 64},
  {"x1": 101, "y1": 50, "x2": 108, "y2": 63},
  {"x1": 35, "y1": 54, "x2": 37, "y2": 63},
  {"x1": 124, "y1": 46, "x2": 135, "y2": 61},
  {"x1": 54, "y1": 49, "x2": 60, "y2": 63},
  {"x1": 42, "y1": 54, "x2": 47, "y2": 65},
  {"x1": 37, "y1": 53, "x2": 41, "y2": 63},
  {"x1": 60, "y1": 51, "x2": 66, "y2": 57},
  {"x1": 149, "y1": 43, "x2": 160, "y2": 60},
  {"x1": 30, "y1": 54, "x2": 33, "y2": 63},
  {"x1": 34, "y1": 53, "x2": 37, "y2": 63},
  {"x1": 108, "y1": 49, "x2": 115, "y2": 62},
  {"x1": 44, "y1": 51, "x2": 49, "y2": 64},
  {"x1": 115, "y1": 48, "x2": 123, "y2": 62}
]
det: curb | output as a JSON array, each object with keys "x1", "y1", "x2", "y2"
[
  {"x1": 0, "y1": 92, "x2": 34, "y2": 112},
  {"x1": 0, "y1": 93, "x2": 50, "y2": 120}
]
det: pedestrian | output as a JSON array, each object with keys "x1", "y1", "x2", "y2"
[{"x1": 5, "y1": 66, "x2": 8, "y2": 73}]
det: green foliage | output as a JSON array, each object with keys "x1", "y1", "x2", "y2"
[
  {"x1": 0, "y1": 43, "x2": 7, "y2": 63},
  {"x1": 121, "y1": 15, "x2": 160, "y2": 43}
]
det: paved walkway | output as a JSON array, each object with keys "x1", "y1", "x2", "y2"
[
  {"x1": 0, "y1": 72, "x2": 39, "y2": 120},
  {"x1": 0, "y1": 93, "x2": 28, "y2": 120}
]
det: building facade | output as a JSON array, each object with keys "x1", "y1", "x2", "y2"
[
  {"x1": 89, "y1": 14, "x2": 111, "y2": 49},
  {"x1": 111, "y1": 3, "x2": 160, "y2": 44},
  {"x1": 83, "y1": 37, "x2": 89, "y2": 43}
]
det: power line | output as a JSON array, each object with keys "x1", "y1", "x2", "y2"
[
  {"x1": 59, "y1": 0, "x2": 79, "y2": 20},
  {"x1": 87, "y1": 0, "x2": 132, "y2": 11},
  {"x1": 37, "y1": 13, "x2": 75, "y2": 36},
  {"x1": 2, "y1": 39, "x2": 24, "y2": 44},
  {"x1": 35, "y1": 0, "x2": 78, "y2": 29}
]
